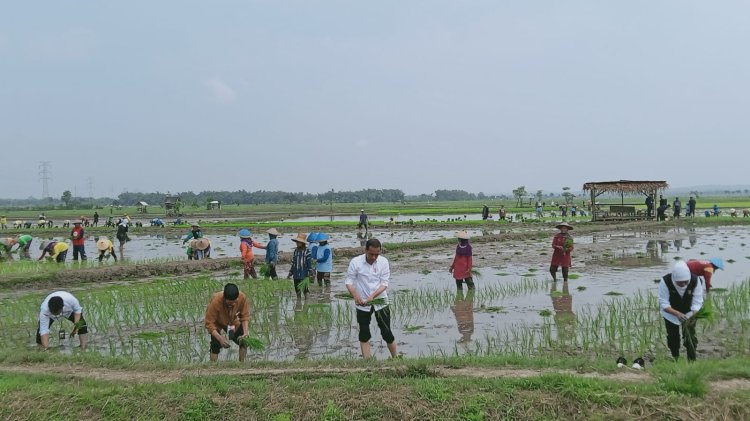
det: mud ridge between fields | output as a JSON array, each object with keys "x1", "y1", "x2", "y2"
[{"x1": 3, "y1": 363, "x2": 747, "y2": 393}]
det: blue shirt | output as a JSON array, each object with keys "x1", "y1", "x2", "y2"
[
  {"x1": 315, "y1": 244, "x2": 333, "y2": 272},
  {"x1": 265, "y1": 238, "x2": 278, "y2": 263}
]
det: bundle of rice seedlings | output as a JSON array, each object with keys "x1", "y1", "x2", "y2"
[
  {"x1": 470, "y1": 268, "x2": 481, "y2": 279},
  {"x1": 240, "y1": 336, "x2": 265, "y2": 351},
  {"x1": 694, "y1": 297, "x2": 714, "y2": 321},
  {"x1": 259, "y1": 264, "x2": 271, "y2": 279},
  {"x1": 564, "y1": 238, "x2": 574, "y2": 250},
  {"x1": 369, "y1": 298, "x2": 387, "y2": 306}
]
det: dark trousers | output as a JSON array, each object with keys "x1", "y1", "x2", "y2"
[
  {"x1": 209, "y1": 324, "x2": 245, "y2": 354},
  {"x1": 665, "y1": 318, "x2": 697, "y2": 361},
  {"x1": 36, "y1": 313, "x2": 88, "y2": 343},
  {"x1": 293, "y1": 278, "x2": 309, "y2": 295},
  {"x1": 316, "y1": 271, "x2": 331, "y2": 286},
  {"x1": 455, "y1": 277, "x2": 475, "y2": 290},
  {"x1": 55, "y1": 250, "x2": 68, "y2": 263},
  {"x1": 356, "y1": 306, "x2": 395, "y2": 344},
  {"x1": 72, "y1": 245, "x2": 87, "y2": 261},
  {"x1": 98, "y1": 251, "x2": 117, "y2": 262}
]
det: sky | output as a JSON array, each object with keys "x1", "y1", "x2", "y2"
[{"x1": 1, "y1": 1, "x2": 749, "y2": 199}]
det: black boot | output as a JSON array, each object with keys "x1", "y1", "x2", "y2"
[{"x1": 465, "y1": 278, "x2": 475, "y2": 290}]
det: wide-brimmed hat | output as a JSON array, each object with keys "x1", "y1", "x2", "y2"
[
  {"x1": 709, "y1": 257, "x2": 725, "y2": 270},
  {"x1": 292, "y1": 233, "x2": 308, "y2": 244},
  {"x1": 360, "y1": 209, "x2": 365, "y2": 212},
  {"x1": 238, "y1": 229, "x2": 252, "y2": 238},
  {"x1": 96, "y1": 237, "x2": 110, "y2": 251},
  {"x1": 456, "y1": 231, "x2": 470, "y2": 240},
  {"x1": 307, "y1": 232, "x2": 319, "y2": 242},
  {"x1": 192, "y1": 238, "x2": 211, "y2": 250},
  {"x1": 317, "y1": 233, "x2": 330, "y2": 242},
  {"x1": 266, "y1": 228, "x2": 281, "y2": 236},
  {"x1": 191, "y1": 223, "x2": 200, "y2": 228},
  {"x1": 555, "y1": 222, "x2": 574, "y2": 230}
]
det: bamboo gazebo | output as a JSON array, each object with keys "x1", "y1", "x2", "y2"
[{"x1": 582, "y1": 180, "x2": 668, "y2": 222}]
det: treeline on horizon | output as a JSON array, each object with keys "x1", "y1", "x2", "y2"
[{"x1": 0, "y1": 189, "x2": 512, "y2": 208}]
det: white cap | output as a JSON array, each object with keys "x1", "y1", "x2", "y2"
[{"x1": 671, "y1": 261, "x2": 691, "y2": 282}]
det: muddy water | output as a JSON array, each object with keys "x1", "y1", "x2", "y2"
[
  {"x1": 274, "y1": 213, "x2": 588, "y2": 223},
  {"x1": 6, "y1": 225, "x2": 750, "y2": 362}
]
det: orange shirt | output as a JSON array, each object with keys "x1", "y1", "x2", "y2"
[
  {"x1": 204, "y1": 291, "x2": 250, "y2": 333},
  {"x1": 240, "y1": 239, "x2": 264, "y2": 262}
]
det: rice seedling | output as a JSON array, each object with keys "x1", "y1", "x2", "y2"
[
  {"x1": 576, "y1": 286, "x2": 587, "y2": 291},
  {"x1": 470, "y1": 268, "x2": 481, "y2": 278},
  {"x1": 604, "y1": 291, "x2": 624, "y2": 296},
  {"x1": 240, "y1": 336, "x2": 265, "y2": 351},
  {"x1": 539, "y1": 309, "x2": 552, "y2": 317},
  {"x1": 567, "y1": 274, "x2": 580, "y2": 280}
]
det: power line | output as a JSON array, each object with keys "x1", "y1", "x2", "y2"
[{"x1": 38, "y1": 161, "x2": 51, "y2": 199}]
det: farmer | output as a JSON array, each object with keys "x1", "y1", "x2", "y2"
[
  {"x1": 314, "y1": 233, "x2": 333, "y2": 287},
  {"x1": 645, "y1": 194, "x2": 654, "y2": 218},
  {"x1": 115, "y1": 217, "x2": 130, "y2": 258},
  {"x1": 264, "y1": 228, "x2": 281, "y2": 280},
  {"x1": 204, "y1": 283, "x2": 250, "y2": 362},
  {"x1": 70, "y1": 221, "x2": 87, "y2": 261},
  {"x1": 95, "y1": 236, "x2": 118, "y2": 262},
  {"x1": 673, "y1": 198, "x2": 681, "y2": 218},
  {"x1": 93, "y1": 211, "x2": 99, "y2": 227},
  {"x1": 358, "y1": 209, "x2": 369, "y2": 231},
  {"x1": 1, "y1": 215, "x2": 7, "y2": 229},
  {"x1": 288, "y1": 233, "x2": 314, "y2": 298},
  {"x1": 658, "y1": 261, "x2": 704, "y2": 362},
  {"x1": 550, "y1": 222, "x2": 574, "y2": 283},
  {"x1": 687, "y1": 196, "x2": 697, "y2": 217},
  {"x1": 345, "y1": 238, "x2": 398, "y2": 359},
  {"x1": 481, "y1": 204, "x2": 490, "y2": 220},
  {"x1": 37, "y1": 291, "x2": 88, "y2": 351},
  {"x1": 182, "y1": 223, "x2": 203, "y2": 259},
  {"x1": 38, "y1": 240, "x2": 69, "y2": 263},
  {"x1": 190, "y1": 238, "x2": 211, "y2": 260},
  {"x1": 16, "y1": 234, "x2": 33, "y2": 258},
  {"x1": 449, "y1": 231, "x2": 474, "y2": 290},
  {"x1": 686, "y1": 258, "x2": 723, "y2": 293},
  {"x1": 498, "y1": 206, "x2": 507, "y2": 220},
  {"x1": 238, "y1": 229, "x2": 265, "y2": 279},
  {"x1": 0, "y1": 237, "x2": 17, "y2": 258}
]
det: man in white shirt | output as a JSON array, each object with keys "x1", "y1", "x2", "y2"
[
  {"x1": 658, "y1": 261, "x2": 704, "y2": 361},
  {"x1": 345, "y1": 238, "x2": 397, "y2": 359},
  {"x1": 37, "y1": 291, "x2": 88, "y2": 351}
]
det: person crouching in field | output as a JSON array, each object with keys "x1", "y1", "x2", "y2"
[
  {"x1": 38, "y1": 240, "x2": 69, "y2": 263},
  {"x1": 37, "y1": 291, "x2": 88, "y2": 351},
  {"x1": 686, "y1": 257, "x2": 723, "y2": 293},
  {"x1": 550, "y1": 222, "x2": 574, "y2": 283},
  {"x1": 238, "y1": 229, "x2": 265, "y2": 279},
  {"x1": 449, "y1": 231, "x2": 474, "y2": 290},
  {"x1": 658, "y1": 261, "x2": 704, "y2": 362},
  {"x1": 288, "y1": 233, "x2": 313, "y2": 298},
  {"x1": 95, "y1": 237, "x2": 118, "y2": 263},
  {"x1": 204, "y1": 283, "x2": 250, "y2": 362}
]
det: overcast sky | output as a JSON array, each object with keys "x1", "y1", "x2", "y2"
[{"x1": 1, "y1": 1, "x2": 748, "y2": 199}]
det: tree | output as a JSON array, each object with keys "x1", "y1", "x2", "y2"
[
  {"x1": 562, "y1": 187, "x2": 575, "y2": 204},
  {"x1": 535, "y1": 190, "x2": 543, "y2": 203},
  {"x1": 61, "y1": 190, "x2": 72, "y2": 207},
  {"x1": 512, "y1": 186, "x2": 527, "y2": 207}
]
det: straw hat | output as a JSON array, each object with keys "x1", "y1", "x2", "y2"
[
  {"x1": 192, "y1": 238, "x2": 211, "y2": 251},
  {"x1": 96, "y1": 237, "x2": 110, "y2": 251},
  {"x1": 266, "y1": 228, "x2": 281, "y2": 236},
  {"x1": 191, "y1": 223, "x2": 200, "y2": 228},
  {"x1": 456, "y1": 231, "x2": 470, "y2": 240},
  {"x1": 238, "y1": 229, "x2": 252, "y2": 239},
  {"x1": 555, "y1": 222, "x2": 574, "y2": 230},
  {"x1": 291, "y1": 233, "x2": 308, "y2": 244}
]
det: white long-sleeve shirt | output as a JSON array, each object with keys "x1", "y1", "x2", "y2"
[
  {"x1": 658, "y1": 279, "x2": 703, "y2": 326},
  {"x1": 345, "y1": 253, "x2": 390, "y2": 311},
  {"x1": 38, "y1": 291, "x2": 82, "y2": 336}
]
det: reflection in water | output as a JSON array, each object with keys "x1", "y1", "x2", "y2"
[
  {"x1": 689, "y1": 228, "x2": 697, "y2": 247},
  {"x1": 289, "y1": 291, "x2": 334, "y2": 360},
  {"x1": 451, "y1": 290, "x2": 475, "y2": 343},
  {"x1": 356, "y1": 231, "x2": 373, "y2": 247},
  {"x1": 674, "y1": 238, "x2": 682, "y2": 251},
  {"x1": 551, "y1": 281, "x2": 576, "y2": 344}
]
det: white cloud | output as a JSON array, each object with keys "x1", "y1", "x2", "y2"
[{"x1": 204, "y1": 78, "x2": 237, "y2": 104}]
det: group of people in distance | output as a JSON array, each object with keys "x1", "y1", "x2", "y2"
[{"x1": 30, "y1": 217, "x2": 725, "y2": 364}]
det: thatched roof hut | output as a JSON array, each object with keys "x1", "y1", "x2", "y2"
[{"x1": 582, "y1": 180, "x2": 669, "y2": 221}]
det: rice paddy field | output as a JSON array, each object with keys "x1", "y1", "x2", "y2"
[{"x1": 2, "y1": 214, "x2": 750, "y2": 419}]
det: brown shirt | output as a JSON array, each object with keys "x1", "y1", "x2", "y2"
[{"x1": 204, "y1": 291, "x2": 250, "y2": 333}]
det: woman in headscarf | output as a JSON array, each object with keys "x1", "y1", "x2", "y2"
[{"x1": 449, "y1": 231, "x2": 474, "y2": 290}]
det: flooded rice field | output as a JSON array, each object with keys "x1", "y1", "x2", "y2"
[{"x1": 1, "y1": 225, "x2": 749, "y2": 362}]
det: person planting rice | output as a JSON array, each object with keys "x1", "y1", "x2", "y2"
[
  {"x1": 288, "y1": 233, "x2": 314, "y2": 298},
  {"x1": 182, "y1": 223, "x2": 203, "y2": 260},
  {"x1": 658, "y1": 260, "x2": 704, "y2": 362},
  {"x1": 115, "y1": 217, "x2": 130, "y2": 258},
  {"x1": 264, "y1": 228, "x2": 281, "y2": 280},
  {"x1": 449, "y1": 231, "x2": 474, "y2": 290},
  {"x1": 314, "y1": 233, "x2": 333, "y2": 287},
  {"x1": 345, "y1": 238, "x2": 398, "y2": 359},
  {"x1": 0, "y1": 237, "x2": 17, "y2": 258},
  {"x1": 238, "y1": 229, "x2": 266, "y2": 279},
  {"x1": 38, "y1": 240, "x2": 69, "y2": 263},
  {"x1": 37, "y1": 291, "x2": 88, "y2": 351},
  {"x1": 550, "y1": 222, "x2": 574, "y2": 283},
  {"x1": 70, "y1": 221, "x2": 87, "y2": 262},
  {"x1": 686, "y1": 257, "x2": 724, "y2": 293},
  {"x1": 190, "y1": 238, "x2": 211, "y2": 260},
  {"x1": 204, "y1": 283, "x2": 250, "y2": 362},
  {"x1": 95, "y1": 236, "x2": 118, "y2": 262}
]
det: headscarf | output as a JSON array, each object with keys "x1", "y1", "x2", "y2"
[{"x1": 455, "y1": 239, "x2": 472, "y2": 257}]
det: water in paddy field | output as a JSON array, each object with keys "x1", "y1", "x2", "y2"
[{"x1": 2, "y1": 226, "x2": 750, "y2": 362}]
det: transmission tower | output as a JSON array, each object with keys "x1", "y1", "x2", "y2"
[
  {"x1": 38, "y1": 161, "x2": 51, "y2": 199},
  {"x1": 87, "y1": 176, "x2": 94, "y2": 199}
]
